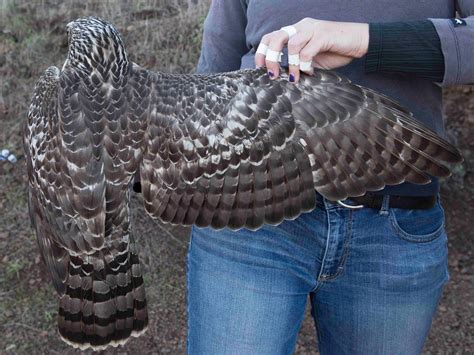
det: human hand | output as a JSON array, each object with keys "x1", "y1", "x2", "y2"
[{"x1": 255, "y1": 18, "x2": 369, "y2": 83}]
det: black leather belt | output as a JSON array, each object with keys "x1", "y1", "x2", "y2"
[{"x1": 348, "y1": 194, "x2": 437, "y2": 210}]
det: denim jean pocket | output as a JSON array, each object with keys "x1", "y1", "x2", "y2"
[{"x1": 389, "y1": 199, "x2": 445, "y2": 243}]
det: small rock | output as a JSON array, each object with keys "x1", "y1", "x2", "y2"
[
  {"x1": 0, "y1": 149, "x2": 17, "y2": 164},
  {"x1": 7, "y1": 154, "x2": 17, "y2": 163},
  {"x1": 448, "y1": 258, "x2": 459, "y2": 268}
]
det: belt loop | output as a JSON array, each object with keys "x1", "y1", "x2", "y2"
[
  {"x1": 322, "y1": 196, "x2": 332, "y2": 210},
  {"x1": 379, "y1": 195, "x2": 390, "y2": 216}
]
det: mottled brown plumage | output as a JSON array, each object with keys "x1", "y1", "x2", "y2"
[
  {"x1": 138, "y1": 68, "x2": 461, "y2": 229},
  {"x1": 25, "y1": 17, "x2": 462, "y2": 350},
  {"x1": 25, "y1": 18, "x2": 147, "y2": 350}
]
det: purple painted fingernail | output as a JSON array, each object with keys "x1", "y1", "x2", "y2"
[
  {"x1": 289, "y1": 74, "x2": 295, "y2": 82},
  {"x1": 268, "y1": 71, "x2": 274, "y2": 78}
]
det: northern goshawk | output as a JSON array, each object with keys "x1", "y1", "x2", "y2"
[{"x1": 24, "y1": 17, "x2": 462, "y2": 350}]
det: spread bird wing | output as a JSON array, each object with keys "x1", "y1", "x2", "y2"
[
  {"x1": 24, "y1": 62, "x2": 143, "y2": 294},
  {"x1": 26, "y1": 64, "x2": 148, "y2": 349},
  {"x1": 33, "y1": 60, "x2": 145, "y2": 256},
  {"x1": 25, "y1": 66, "x2": 70, "y2": 293},
  {"x1": 25, "y1": 66, "x2": 108, "y2": 262},
  {"x1": 25, "y1": 65, "x2": 111, "y2": 292},
  {"x1": 133, "y1": 66, "x2": 462, "y2": 230}
]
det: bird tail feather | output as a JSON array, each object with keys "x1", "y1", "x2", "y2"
[{"x1": 57, "y1": 236, "x2": 148, "y2": 350}]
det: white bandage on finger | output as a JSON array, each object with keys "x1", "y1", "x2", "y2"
[
  {"x1": 266, "y1": 49, "x2": 282, "y2": 62},
  {"x1": 280, "y1": 25, "x2": 297, "y2": 39},
  {"x1": 256, "y1": 43, "x2": 268, "y2": 55},
  {"x1": 288, "y1": 54, "x2": 300, "y2": 66},
  {"x1": 300, "y1": 60, "x2": 313, "y2": 72}
]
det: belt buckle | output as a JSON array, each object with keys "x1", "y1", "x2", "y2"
[{"x1": 336, "y1": 200, "x2": 365, "y2": 210}]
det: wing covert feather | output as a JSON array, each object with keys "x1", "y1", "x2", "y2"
[{"x1": 135, "y1": 66, "x2": 462, "y2": 230}]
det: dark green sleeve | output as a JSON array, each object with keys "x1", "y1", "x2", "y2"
[{"x1": 365, "y1": 20, "x2": 444, "y2": 82}]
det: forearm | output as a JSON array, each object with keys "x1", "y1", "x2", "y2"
[
  {"x1": 430, "y1": 14, "x2": 474, "y2": 86},
  {"x1": 253, "y1": 8, "x2": 474, "y2": 86},
  {"x1": 365, "y1": 21, "x2": 444, "y2": 82},
  {"x1": 365, "y1": 13, "x2": 474, "y2": 86}
]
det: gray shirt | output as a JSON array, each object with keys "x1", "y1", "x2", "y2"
[{"x1": 197, "y1": 0, "x2": 474, "y2": 196}]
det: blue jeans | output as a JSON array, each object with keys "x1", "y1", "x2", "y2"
[{"x1": 186, "y1": 195, "x2": 449, "y2": 355}]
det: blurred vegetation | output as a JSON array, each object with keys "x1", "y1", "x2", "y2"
[{"x1": 0, "y1": 0, "x2": 208, "y2": 152}]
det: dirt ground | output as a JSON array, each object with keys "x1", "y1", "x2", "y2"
[{"x1": 0, "y1": 1, "x2": 472, "y2": 354}]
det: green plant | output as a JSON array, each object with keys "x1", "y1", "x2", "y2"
[{"x1": 5, "y1": 259, "x2": 24, "y2": 280}]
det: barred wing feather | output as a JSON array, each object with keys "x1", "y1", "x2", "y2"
[{"x1": 135, "y1": 67, "x2": 462, "y2": 230}]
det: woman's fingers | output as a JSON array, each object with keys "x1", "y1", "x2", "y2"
[
  {"x1": 255, "y1": 19, "x2": 368, "y2": 83},
  {"x1": 255, "y1": 30, "x2": 285, "y2": 76},
  {"x1": 287, "y1": 32, "x2": 312, "y2": 83},
  {"x1": 255, "y1": 28, "x2": 320, "y2": 82},
  {"x1": 264, "y1": 30, "x2": 289, "y2": 79},
  {"x1": 255, "y1": 26, "x2": 301, "y2": 80},
  {"x1": 255, "y1": 33, "x2": 272, "y2": 69}
]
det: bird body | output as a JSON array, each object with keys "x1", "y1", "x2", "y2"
[
  {"x1": 25, "y1": 17, "x2": 462, "y2": 350},
  {"x1": 25, "y1": 19, "x2": 148, "y2": 349}
]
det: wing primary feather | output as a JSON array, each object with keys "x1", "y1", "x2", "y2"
[
  {"x1": 347, "y1": 118, "x2": 431, "y2": 185},
  {"x1": 368, "y1": 113, "x2": 452, "y2": 177}
]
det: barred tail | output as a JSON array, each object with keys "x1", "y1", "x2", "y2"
[{"x1": 57, "y1": 238, "x2": 148, "y2": 350}]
